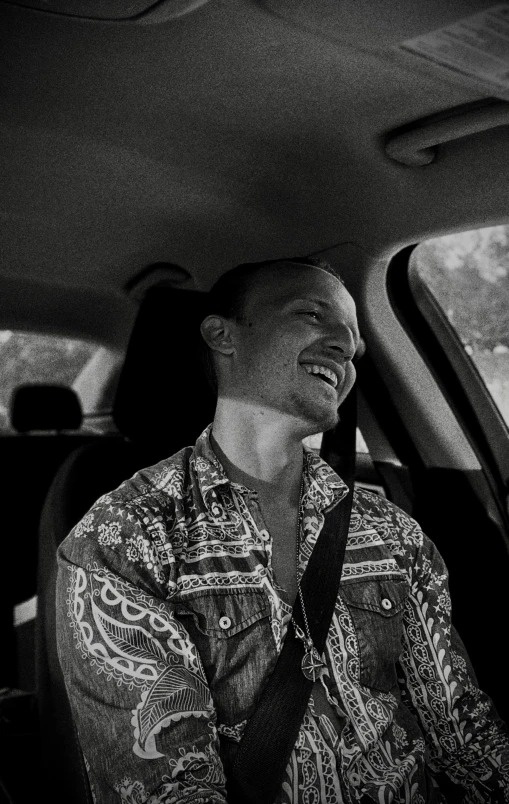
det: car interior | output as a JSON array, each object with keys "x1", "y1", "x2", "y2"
[{"x1": 2, "y1": 1, "x2": 509, "y2": 802}]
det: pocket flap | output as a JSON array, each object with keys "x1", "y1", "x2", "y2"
[
  {"x1": 175, "y1": 589, "x2": 270, "y2": 638},
  {"x1": 340, "y1": 577, "x2": 408, "y2": 617}
]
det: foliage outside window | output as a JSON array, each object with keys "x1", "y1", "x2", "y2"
[{"x1": 411, "y1": 225, "x2": 509, "y2": 426}]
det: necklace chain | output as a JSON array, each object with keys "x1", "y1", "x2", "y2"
[
  {"x1": 293, "y1": 477, "x2": 309, "y2": 634},
  {"x1": 291, "y1": 476, "x2": 326, "y2": 682}
]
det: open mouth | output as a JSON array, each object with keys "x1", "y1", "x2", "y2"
[{"x1": 301, "y1": 363, "x2": 338, "y2": 389}]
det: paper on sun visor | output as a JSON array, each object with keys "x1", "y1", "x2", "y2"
[{"x1": 400, "y1": 4, "x2": 509, "y2": 93}]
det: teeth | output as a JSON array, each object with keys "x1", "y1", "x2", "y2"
[{"x1": 303, "y1": 364, "x2": 338, "y2": 388}]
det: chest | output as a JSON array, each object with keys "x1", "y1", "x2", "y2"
[{"x1": 257, "y1": 500, "x2": 300, "y2": 606}]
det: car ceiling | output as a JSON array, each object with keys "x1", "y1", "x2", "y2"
[{"x1": 1, "y1": 0, "x2": 509, "y2": 344}]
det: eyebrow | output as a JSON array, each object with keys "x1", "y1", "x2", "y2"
[
  {"x1": 285, "y1": 296, "x2": 361, "y2": 345},
  {"x1": 284, "y1": 296, "x2": 331, "y2": 307}
]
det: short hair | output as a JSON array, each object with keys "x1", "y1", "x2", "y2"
[
  {"x1": 204, "y1": 256, "x2": 343, "y2": 322},
  {"x1": 201, "y1": 256, "x2": 344, "y2": 392}
]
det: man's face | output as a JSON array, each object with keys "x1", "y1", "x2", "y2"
[{"x1": 224, "y1": 263, "x2": 360, "y2": 434}]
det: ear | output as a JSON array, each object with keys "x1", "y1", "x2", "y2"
[{"x1": 200, "y1": 315, "x2": 236, "y2": 356}]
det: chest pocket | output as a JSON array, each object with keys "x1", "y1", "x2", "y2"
[
  {"x1": 340, "y1": 577, "x2": 409, "y2": 692},
  {"x1": 175, "y1": 589, "x2": 276, "y2": 725}
]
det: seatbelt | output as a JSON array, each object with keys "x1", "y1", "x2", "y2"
[{"x1": 225, "y1": 386, "x2": 357, "y2": 804}]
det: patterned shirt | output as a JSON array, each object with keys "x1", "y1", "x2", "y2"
[{"x1": 56, "y1": 425, "x2": 509, "y2": 804}]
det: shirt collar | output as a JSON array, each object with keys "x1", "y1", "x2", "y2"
[{"x1": 192, "y1": 424, "x2": 349, "y2": 513}]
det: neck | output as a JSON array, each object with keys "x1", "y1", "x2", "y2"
[{"x1": 211, "y1": 397, "x2": 305, "y2": 506}]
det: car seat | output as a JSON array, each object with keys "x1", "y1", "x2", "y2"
[
  {"x1": 3, "y1": 385, "x2": 98, "y2": 692},
  {"x1": 35, "y1": 287, "x2": 216, "y2": 804}
]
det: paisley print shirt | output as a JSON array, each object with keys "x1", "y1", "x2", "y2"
[{"x1": 56, "y1": 425, "x2": 509, "y2": 804}]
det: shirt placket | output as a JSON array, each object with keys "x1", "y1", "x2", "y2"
[{"x1": 234, "y1": 486, "x2": 298, "y2": 644}]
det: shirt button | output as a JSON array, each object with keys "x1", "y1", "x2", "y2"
[
  {"x1": 349, "y1": 772, "x2": 361, "y2": 787},
  {"x1": 219, "y1": 615, "x2": 232, "y2": 630},
  {"x1": 381, "y1": 598, "x2": 393, "y2": 610}
]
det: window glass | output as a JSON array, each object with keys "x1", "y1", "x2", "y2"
[
  {"x1": 0, "y1": 330, "x2": 121, "y2": 434},
  {"x1": 302, "y1": 428, "x2": 369, "y2": 453},
  {"x1": 411, "y1": 225, "x2": 509, "y2": 427}
]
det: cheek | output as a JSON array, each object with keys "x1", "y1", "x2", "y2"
[
  {"x1": 245, "y1": 335, "x2": 293, "y2": 370},
  {"x1": 238, "y1": 341, "x2": 284, "y2": 384},
  {"x1": 337, "y1": 362, "x2": 356, "y2": 406}
]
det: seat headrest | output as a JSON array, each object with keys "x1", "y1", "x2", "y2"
[
  {"x1": 112, "y1": 287, "x2": 216, "y2": 449},
  {"x1": 11, "y1": 385, "x2": 83, "y2": 433}
]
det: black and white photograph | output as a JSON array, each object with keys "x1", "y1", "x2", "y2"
[{"x1": 1, "y1": 2, "x2": 509, "y2": 802}]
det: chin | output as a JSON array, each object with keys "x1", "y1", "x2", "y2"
[
  {"x1": 297, "y1": 402, "x2": 340, "y2": 435},
  {"x1": 317, "y1": 410, "x2": 340, "y2": 433}
]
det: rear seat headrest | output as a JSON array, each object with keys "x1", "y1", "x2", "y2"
[
  {"x1": 11, "y1": 385, "x2": 83, "y2": 433},
  {"x1": 112, "y1": 287, "x2": 216, "y2": 447}
]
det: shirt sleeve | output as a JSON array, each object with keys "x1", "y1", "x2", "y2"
[
  {"x1": 56, "y1": 495, "x2": 227, "y2": 804},
  {"x1": 398, "y1": 525, "x2": 509, "y2": 802}
]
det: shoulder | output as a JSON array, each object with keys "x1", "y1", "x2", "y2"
[
  {"x1": 99, "y1": 445, "x2": 194, "y2": 510},
  {"x1": 352, "y1": 486, "x2": 424, "y2": 556},
  {"x1": 351, "y1": 489, "x2": 450, "y2": 592},
  {"x1": 58, "y1": 445, "x2": 195, "y2": 593},
  {"x1": 70, "y1": 445, "x2": 193, "y2": 537}
]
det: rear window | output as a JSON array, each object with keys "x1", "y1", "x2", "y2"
[
  {"x1": 410, "y1": 225, "x2": 509, "y2": 427},
  {"x1": 0, "y1": 330, "x2": 122, "y2": 434}
]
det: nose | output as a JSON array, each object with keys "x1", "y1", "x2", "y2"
[
  {"x1": 353, "y1": 337, "x2": 366, "y2": 363},
  {"x1": 322, "y1": 324, "x2": 357, "y2": 360}
]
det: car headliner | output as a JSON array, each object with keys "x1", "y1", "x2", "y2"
[{"x1": 1, "y1": 0, "x2": 509, "y2": 346}]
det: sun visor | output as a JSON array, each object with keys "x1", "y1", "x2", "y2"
[
  {"x1": 0, "y1": 0, "x2": 212, "y2": 23},
  {"x1": 260, "y1": 1, "x2": 509, "y2": 100}
]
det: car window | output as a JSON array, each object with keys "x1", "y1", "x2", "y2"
[
  {"x1": 410, "y1": 225, "x2": 509, "y2": 428},
  {"x1": 303, "y1": 428, "x2": 369, "y2": 453},
  {"x1": 0, "y1": 330, "x2": 122, "y2": 434}
]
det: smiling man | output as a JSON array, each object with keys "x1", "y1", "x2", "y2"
[
  {"x1": 56, "y1": 257, "x2": 509, "y2": 804},
  {"x1": 199, "y1": 259, "x2": 359, "y2": 609}
]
